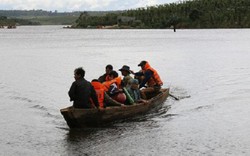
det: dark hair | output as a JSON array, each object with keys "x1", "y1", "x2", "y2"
[
  {"x1": 138, "y1": 60, "x2": 147, "y2": 66},
  {"x1": 74, "y1": 67, "x2": 85, "y2": 78},
  {"x1": 109, "y1": 70, "x2": 118, "y2": 78},
  {"x1": 106, "y1": 64, "x2": 113, "y2": 70},
  {"x1": 91, "y1": 79, "x2": 99, "y2": 82}
]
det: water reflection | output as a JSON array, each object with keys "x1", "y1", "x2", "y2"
[
  {"x1": 62, "y1": 102, "x2": 175, "y2": 156},
  {"x1": 64, "y1": 103, "x2": 171, "y2": 137},
  {"x1": 64, "y1": 103, "x2": 171, "y2": 142}
]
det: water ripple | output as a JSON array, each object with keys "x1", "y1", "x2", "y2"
[
  {"x1": 9, "y1": 96, "x2": 33, "y2": 103},
  {"x1": 194, "y1": 104, "x2": 215, "y2": 111},
  {"x1": 30, "y1": 104, "x2": 48, "y2": 111}
]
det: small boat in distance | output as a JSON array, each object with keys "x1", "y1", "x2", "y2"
[{"x1": 60, "y1": 88, "x2": 169, "y2": 128}]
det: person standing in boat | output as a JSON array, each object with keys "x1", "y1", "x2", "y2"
[
  {"x1": 118, "y1": 65, "x2": 133, "y2": 88},
  {"x1": 98, "y1": 64, "x2": 113, "y2": 83},
  {"x1": 137, "y1": 61, "x2": 163, "y2": 99},
  {"x1": 68, "y1": 67, "x2": 99, "y2": 109}
]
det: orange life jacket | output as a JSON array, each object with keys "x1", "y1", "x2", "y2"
[
  {"x1": 102, "y1": 76, "x2": 122, "y2": 91},
  {"x1": 142, "y1": 62, "x2": 163, "y2": 87},
  {"x1": 91, "y1": 81, "x2": 105, "y2": 108}
]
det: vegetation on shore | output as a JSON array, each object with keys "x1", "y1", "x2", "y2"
[
  {"x1": 0, "y1": 10, "x2": 119, "y2": 25},
  {"x1": 0, "y1": 16, "x2": 40, "y2": 26},
  {"x1": 73, "y1": 0, "x2": 250, "y2": 29},
  {"x1": 0, "y1": 10, "x2": 79, "y2": 25},
  {"x1": 1, "y1": 0, "x2": 249, "y2": 28}
]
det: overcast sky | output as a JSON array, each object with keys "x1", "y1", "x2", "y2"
[{"x1": 0, "y1": 0, "x2": 178, "y2": 12}]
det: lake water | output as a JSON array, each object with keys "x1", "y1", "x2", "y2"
[{"x1": 1, "y1": 26, "x2": 250, "y2": 155}]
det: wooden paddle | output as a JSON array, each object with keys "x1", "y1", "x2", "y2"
[{"x1": 169, "y1": 93, "x2": 180, "y2": 100}]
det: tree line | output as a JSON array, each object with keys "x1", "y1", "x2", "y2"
[
  {"x1": 0, "y1": 10, "x2": 120, "y2": 18},
  {"x1": 0, "y1": 10, "x2": 80, "y2": 17},
  {"x1": 0, "y1": 10, "x2": 120, "y2": 25},
  {"x1": 0, "y1": 16, "x2": 40, "y2": 26},
  {"x1": 73, "y1": 0, "x2": 250, "y2": 28}
]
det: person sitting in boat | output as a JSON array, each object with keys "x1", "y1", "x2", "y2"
[
  {"x1": 118, "y1": 65, "x2": 133, "y2": 88},
  {"x1": 68, "y1": 67, "x2": 99, "y2": 109},
  {"x1": 134, "y1": 70, "x2": 144, "y2": 84},
  {"x1": 137, "y1": 61, "x2": 163, "y2": 99},
  {"x1": 126, "y1": 79, "x2": 147, "y2": 103},
  {"x1": 98, "y1": 64, "x2": 113, "y2": 83},
  {"x1": 103, "y1": 71, "x2": 126, "y2": 104},
  {"x1": 91, "y1": 79, "x2": 106, "y2": 109}
]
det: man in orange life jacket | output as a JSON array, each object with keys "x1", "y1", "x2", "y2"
[
  {"x1": 104, "y1": 71, "x2": 122, "y2": 96},
  {"x1": 98, "y1": 64, "x2": 113, "y2": 83},
  {"x1": 103, "y1": 70, "x2": 126, "y2": 104},
  {"x1": 137, "y1": 61, "x2": 163, "y2": 99},
  {"x1": 68, "y1": 67, "x2": 99, "y2": 109},
  {"x1": 92, "y1": 77, "x2": 124, "y2": 107}
]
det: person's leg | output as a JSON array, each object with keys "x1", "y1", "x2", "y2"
[
  {"x1": 153, "y1": 85, "x2": 161, "y2": 93},
  {"x1": 140, "y1": 87, "x2": 155, "y2": 99},
  {"x1": 104, "y1": 92, "x2": 122, "y2": 106}
]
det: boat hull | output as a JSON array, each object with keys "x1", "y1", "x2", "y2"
[{"x1": 60, "y1": 88, "x2": 169, "y2": 128}]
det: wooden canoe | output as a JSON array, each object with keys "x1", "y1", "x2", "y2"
[{"x1": 60, "y1": 88, "x2": 169, "y2": 128}]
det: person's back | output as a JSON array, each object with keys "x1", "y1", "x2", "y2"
[
  {"x1": 68, "y1": 67, "x2": 99, "y2": 109},
  {"x1": 91, "y1": 79, "x2": 105, "y2": 108}
]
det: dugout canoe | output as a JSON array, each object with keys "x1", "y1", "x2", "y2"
[{"x1": 60, "y1": 88, "x2": 169, "y2": 128}]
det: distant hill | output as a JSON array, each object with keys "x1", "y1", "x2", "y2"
[
  {"x1": 3, "y1": 0, "x2": 249, "y2": 28},
  {"x1": 0, "y1": 10, "x2": 122, "y2": 25},
  {"x1": 73, "y1": 0, "x2": 250, "y2": 29}
]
